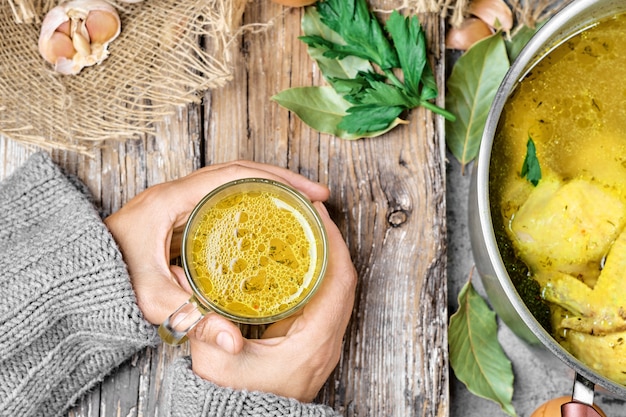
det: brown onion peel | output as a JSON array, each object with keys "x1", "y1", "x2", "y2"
[
  {"x1": 446, "y1": 17, "x2": 494, "y2": 50},
  {"x1": 468, "y1": 0, "x2": 513, "y2": 32}
]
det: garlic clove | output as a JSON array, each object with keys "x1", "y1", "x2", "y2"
[
  {"x1": 56, "y1": 20, "x2": 71, "y2": 36},
  {"x1": 72, "y1": 31, "x2": 91, "y2": 57},
  {"x1": 85, "y1": 10, "x2": 120, "y2": 45},
  {"x1": 40, "y1": 32, "x2": 76, "y2": 64},
  {"x1": 468, "y1": 0, "x2": 514, "y2": 32},
  {"x1": 446, "y1": 17, "x2": 494, "y2": 50},
  {"x1": 38, "y1": 0, "x2": 121, "y2": 75}
]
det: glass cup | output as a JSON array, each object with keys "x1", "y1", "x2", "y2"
[{"x1": 158, "y1": 178, "x2": 329, "y2": 345}]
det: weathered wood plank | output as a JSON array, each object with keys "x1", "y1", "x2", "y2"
[
  {"x1": 0, "y1": 2, "x2": 448, "y2": 416},
  {"x1": 205, "y1": 2, "x2": 449, "y2": 416}
]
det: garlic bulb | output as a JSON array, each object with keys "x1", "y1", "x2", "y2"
[{"x1": 38, "y1": 0, "x2": 121, "y2": 75}]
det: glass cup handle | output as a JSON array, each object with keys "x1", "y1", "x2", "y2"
[{"x1": 158, "y1": 296, "x2": 207, "y2": 345}]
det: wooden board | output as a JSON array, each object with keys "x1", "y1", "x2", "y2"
[{"x1": 0, "y1": 2, "x2": 448, "y2": 416}]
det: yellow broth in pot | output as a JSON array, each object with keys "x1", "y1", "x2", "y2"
[{"x1": 489, "y1": 13, "x2": 626, "y2": 385}]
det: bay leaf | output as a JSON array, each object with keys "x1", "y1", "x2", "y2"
[
  {"x1": 445, "y1": 33, "x2": 510, "y2": 171},
  {"x1": 271, "y1": 86, "x2": 405, "y2": 139},
  {"x1": 449, "y1": 279, "x2": 516, "y2": 417},
  {"x1": 506, "y1": 24, "x2": 542, "y2": 62}
]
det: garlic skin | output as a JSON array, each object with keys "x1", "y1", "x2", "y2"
[{"x1": 39, "y1": 0, "x2": 121, "y2": 75}]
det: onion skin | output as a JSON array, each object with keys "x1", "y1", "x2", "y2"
[
  {"x1": 271, "y1": 0, "x2": 318, "y2": 6},
  {"x1": 468, "y1": 0, "x2": 513, "y2": 32},
  {"x1": 446, "y1": 17, "x2": 493, "y2": 50}
]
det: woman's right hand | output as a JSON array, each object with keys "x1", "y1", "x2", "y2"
[{"x1": 187, "y1": 202, "x2": 357, "y2": 402}]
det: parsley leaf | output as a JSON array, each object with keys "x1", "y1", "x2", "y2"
[
  {"x1": 521, "y1": 135, "x2": 542, "y2": 186},
  {"x1": 385, "y1": 11, "x2": 428, "y2": 98},
  {"x1": 329, "y1": 71, "x2": 387, "y2": 102},
  {"x1": 313, "y1": 0, "x2": 399, "y2": 70},
  {"x1": 420, "y1": 64, "x2": 438, "y2": 101},
  {"x1": 274, "y1": 0, "x2": 455, "y2": 139},
  {"x1": 338, "y1": 104, "x2": 405, "y2": 133},
  {"x1": 338, "y1": 75, "x2": 414, "y2": 108},
  {"x1": 354, "y1": 79, "x2": 414, "y2": 107}
]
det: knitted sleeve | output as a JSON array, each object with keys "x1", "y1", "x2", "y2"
[
  {"x1": 160, "y1": 357, "x2": 343, "y2": 417},
  {"x1": 0, "y1": 152, "x2": 157, "y2": 417}
]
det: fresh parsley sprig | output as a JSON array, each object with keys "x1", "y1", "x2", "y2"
[
  {"x1": 272, "y1": 0, "x2": 455, "y2": 140},
  {"x1": 309, "y1": 0, "x2": 399, "y2": 70}
]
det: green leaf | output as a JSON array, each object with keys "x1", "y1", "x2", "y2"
[
  {"x1": 329, "y1": 71, "x2": 387, "y2": 101},
  {"x1": 301, "y1": 7, "x2": 373, "y2": 83},
  {"x1": 271, "y1": 86, "x2": 404, "y2": 139},
  {"x1": 385, "y1": 11, "x2": 429, "y2": 98},
  {"x1": 347, "y1": 78, "x2": 414, "y2": 108},
  {"x1": 315, "y1": 0, "x2": 399, "y2": 70},
  {"x1": 445, "y1": 33, "x2": 510, "y2": 169},
  {"x1": 449, "y1": 280, "x2": 517, "y2": 417},
  {"x1": 277, "y1": 0, "x2": 455, "y2": 139},
  {"x1": 521, "y1": 135, "x2": 542, "y2": 186},
  {"x1": 338, "y1": 104, "x2": 405, "y2": 133},
  {"x1": 420, "y1": 63, "x2": 438, "y2": 101},
  {"x1": 506, "y1": 24, "x2": 542, "y2": 62}
]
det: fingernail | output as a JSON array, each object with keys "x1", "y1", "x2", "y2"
[{"x1": 216, "y1": 331, "x2": 235, "y2": 354}]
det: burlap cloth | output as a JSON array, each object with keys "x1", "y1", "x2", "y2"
[
  {"x1": 1, "y1": 0, "x2": 561, "y2": 154},
  {"x1": 1, "y1": 0, "x2": 247, "y2": 154}
]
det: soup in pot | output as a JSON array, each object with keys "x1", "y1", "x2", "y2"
[{"x1": 489, "y1": 12, "x2": 626, "y2": 385}]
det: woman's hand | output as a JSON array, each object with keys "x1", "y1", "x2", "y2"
[
  {"x1": 104, "y1": 161, "x2": 331, "y2": 325},
  {"x1": 188, "y1": 202, "x2": 357, "y2": 402},
  {"x1": 104, "y1": 160, "x2": 356, "y2": 402}
]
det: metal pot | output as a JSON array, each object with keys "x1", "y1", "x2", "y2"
[{"x1": 468, "y1": 0, "x2": 626, "y2": 411}]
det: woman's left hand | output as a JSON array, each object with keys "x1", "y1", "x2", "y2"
[{"x1": 104, "y1": 161, "x2": 330, "y2": 327}]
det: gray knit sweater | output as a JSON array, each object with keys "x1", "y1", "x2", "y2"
[{"x1": 0, "y1": 153, "x2": 340, "y2": 417}]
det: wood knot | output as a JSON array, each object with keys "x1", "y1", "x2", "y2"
[{"x1": 387, "y1": 209, "x2": 408, "y2": 227}]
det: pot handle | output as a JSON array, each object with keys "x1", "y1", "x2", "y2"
[
  {"x1": 561, "y1": 402, "x2": 603, "y2": 417},
  {"x1": 561, "y1": 373, "x2": 604, "y2": 417}
]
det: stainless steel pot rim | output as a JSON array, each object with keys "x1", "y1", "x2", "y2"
[{"x1": 473, "y1": 0, "x2": 626, "y2": 398}]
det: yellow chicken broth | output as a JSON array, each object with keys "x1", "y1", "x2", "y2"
[
  {"x1": 489, "y1": 13, "x2": 626, "y2": 385},
  {"x1": 492, "y1": 15, "x2": 626, "y2": 215},
  {"x1": 187, "y1": 189, "x2": 320, "y2": 319}
]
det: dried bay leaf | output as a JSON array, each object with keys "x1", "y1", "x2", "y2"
[
  {"x1": 449, "y1": 279, "x2": 517, "y2": 417},
  {"x1": 445, "y1": 33, "x2": 510, "y2": 171}
]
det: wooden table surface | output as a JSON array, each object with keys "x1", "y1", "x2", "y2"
[{"x1": 0, "y1": 2, "x2": 449, "y2": 416}]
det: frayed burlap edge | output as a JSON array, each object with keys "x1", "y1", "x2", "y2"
[
  {"x1": 1, "y1": 0, "x2": 247, "y2": 155},
  {"x1": 2, "y1": 0, "x2": 568, "y2": 155},
  {"x1": 407, "y1": 0, "x2": 571, "y2": 29}
]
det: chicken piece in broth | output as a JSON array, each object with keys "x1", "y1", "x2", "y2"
[{"x1": 509, "y1": 177, "x2": 625, "y2": 287}]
